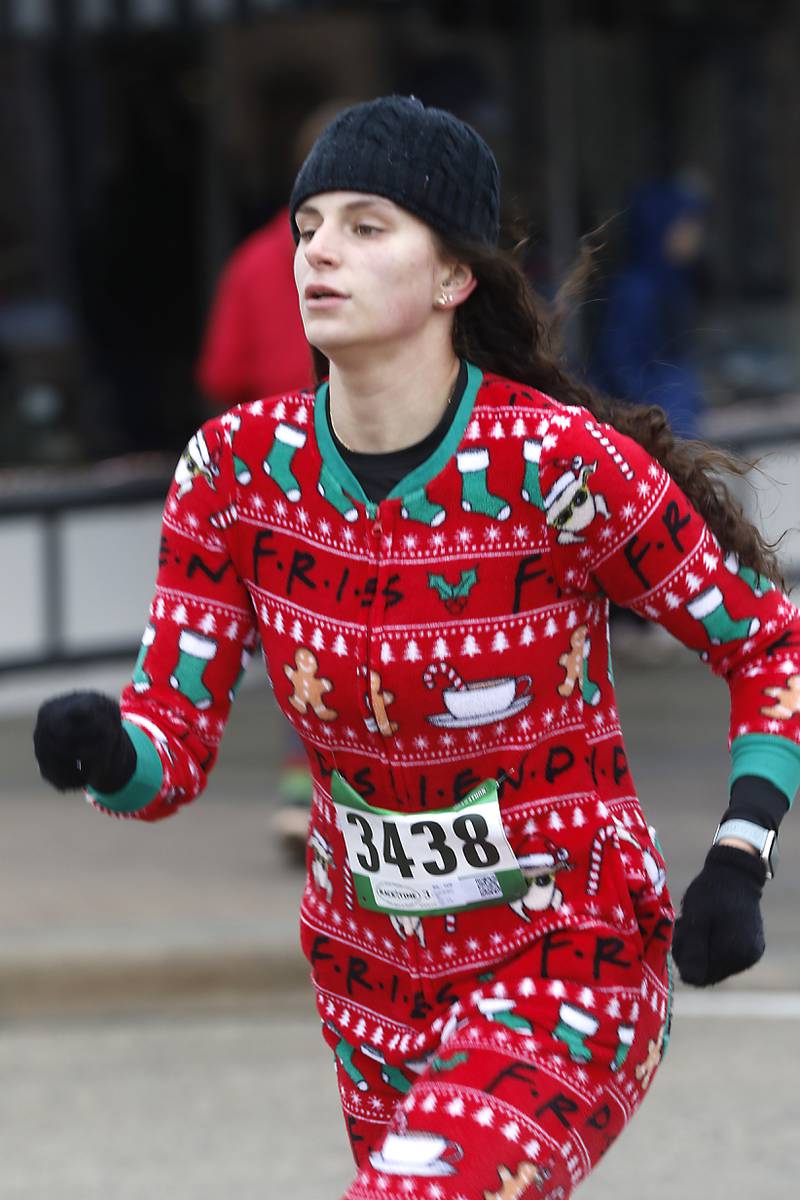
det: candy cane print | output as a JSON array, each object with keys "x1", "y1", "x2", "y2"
[
  {"x1": 343, "y1": 859, "x2": 355, "y2": 911},
  {"x1": 423, "y1": 661, "x2": 466, "y2": 691},
  {"x1": 584, "y1": 421, "x2": 635, "y2": 481},
  {"x1": 586, "y1": 824, "x2": 618, "y2": 896},
  {"x1": 210, "y1": 503, "x2": 238, "y2": 530}
]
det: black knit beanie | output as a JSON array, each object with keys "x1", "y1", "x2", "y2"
[{"x1": 289, "y1": 95, "x2": 500, "y2": 248}]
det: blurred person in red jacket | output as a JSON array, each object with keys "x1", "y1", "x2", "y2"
[
  {"x1": 197, "y1": 101, "x2": 354, "y2": 410},
  {"x1": 197, "y1": 101, "x2": 354, "y2": 858}
]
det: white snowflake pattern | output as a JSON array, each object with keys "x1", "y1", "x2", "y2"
[
  {"x1": 403, "y1": 534, "x2": 418, "y2": 551},
  {"x1": 513, "y1": 524, "x2": 528, "y2": 541},
  {"x1": 621, "y1": 502, "x2": 636, "y2": 521},
  {"x1": 457, "y1": 528, "x2": 472, "y2": 546},
  {"x1": 484, "y1": 526, "x2": 501, "y2": 544}
]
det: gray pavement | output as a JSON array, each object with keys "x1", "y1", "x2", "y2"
[{"x1": 1, "y1": 650, "x2": 799, "y2": 1196}]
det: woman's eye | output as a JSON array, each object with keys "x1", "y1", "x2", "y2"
[
  {"x1": 297, "y1": 229, "x2": 316, "y2": 241},
  {"x1": 354, "y1": 223, "x2": 381, "y2": 236}
]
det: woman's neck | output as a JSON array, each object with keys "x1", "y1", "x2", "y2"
[{"x1": 327, "y1": 341, "x2": 461, "y2": 454}]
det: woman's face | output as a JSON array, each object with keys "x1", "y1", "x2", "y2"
[{"x1": 293, "y1": 192, "x2": 453, "y2": 359}]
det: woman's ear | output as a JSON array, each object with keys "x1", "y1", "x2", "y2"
[{"x1": 437, "y1": 261, "x2": 477, "y2": 308}]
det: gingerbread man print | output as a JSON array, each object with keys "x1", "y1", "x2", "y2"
[
  {"x1": 362, "y1": 668, "x2": 399, "y2": 736},
  {"x1": 284, "y1": 647, "x2": 338, "y2": 720},
  {"x1": 635, "y1": 1026, "x2": 665, "y2": 1089},
  {"x1": 557, "y1": 625, "x2": 587, "y2": 698},
  {"x1": 761, "y1": 673, "x2": 800, "y2": 721},
  {"x1": 484, "y1": 1160, "x2": 550, "y2": 1200}
]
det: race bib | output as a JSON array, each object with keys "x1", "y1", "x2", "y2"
[{"x1": 331, "y1": 771, "x2": 526, "y2": 916}]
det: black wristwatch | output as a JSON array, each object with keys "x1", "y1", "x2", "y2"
[{"x1": 712, "y1": 818, "x2": 779, "y2": 880}]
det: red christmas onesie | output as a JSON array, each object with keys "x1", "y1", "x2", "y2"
[{"x1": 89, "y1": 364, "x2": 800, "y2": 1199}]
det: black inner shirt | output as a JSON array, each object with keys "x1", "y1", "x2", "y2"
[{"x1": 326, "y1": 360, "x2": 468, "y2": 504}]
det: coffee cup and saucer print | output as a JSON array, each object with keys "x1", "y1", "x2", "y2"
[
  {"x1": 369, "y1": 1130, "x2": 464, "y2": 1177},
  {"x1": 425, "y1": 666, "x2": 533, "y2": 729}
]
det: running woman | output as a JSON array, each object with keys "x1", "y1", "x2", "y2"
[{"x1": 34, "y1": 97, "x2": 799, "y2": 1199}]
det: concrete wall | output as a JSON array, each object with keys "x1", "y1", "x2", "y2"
[{"x1": 0, "y1": 501, "x2": 163, "y2": 667}]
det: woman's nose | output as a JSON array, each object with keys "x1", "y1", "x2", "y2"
[{"x1": 304, "y1": 226, "x2": 341, "y2": 268}]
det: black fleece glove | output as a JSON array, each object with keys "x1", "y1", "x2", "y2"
[
  {"x1": 671, "y1": 843, "x2": 767, "y2": 986},
  {"x1": 33, "y1": 691, "x2": 137, "y2": 794}
]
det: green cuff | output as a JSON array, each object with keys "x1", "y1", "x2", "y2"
[
  {"x1": 729, "y1": 733, "x2": 800, "y2": 806},
  {"x1": 87, "y1": 721, "x2": 164, "y2": 813}
]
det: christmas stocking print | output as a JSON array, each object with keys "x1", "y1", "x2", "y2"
[
  {"x1": 229, "y1": 646, "x2": 251, "y2": 702},
  {"x1": 330, "y1": 1029, "x2": 368, "y2": 1092},
  {"x1": 724, "y1": 550, "x2": 773, "y2": 598},
  {"x1": 225, "y1": 413, "x2": 252, "y2": 485},
  {"x1": 263, "y1": 422, "x2": 306, "y2": 502},
  {"x1": 169, "y1": 628, "x2": 218, "y2": 709},
  {"x1": 458, "y1": 448, "x2": 511, "y2": 520},
  {"x1": 552, "y1": 1002, "x2": 599, "y2": 1063},
  {"x1": 686, "y1": 584, "x2": 760, "y2": 645},
  {"x1": 611, "y1": 1023, "x2": 635, "y2": 1072},
  {"x1": 521, "y1": 438, "x2": 543, "y2": 507},
  {"x1": 400, "y1": 485, "x2": 446, "y2": 527},
  {"x1": 317, "y1": 461, "x2": 358, "y2": 522},
  {"x1": 132, "y1": 623, "x2": 156, "y2": 693}
]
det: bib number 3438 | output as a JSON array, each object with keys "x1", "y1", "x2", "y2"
[{"x1": 331, "y1": 771, "x2": 526, "y2": 916}]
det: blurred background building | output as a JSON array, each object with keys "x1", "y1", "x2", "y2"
[{"x1": 1, "y1": 0, "x2": 799, "y2": 669}]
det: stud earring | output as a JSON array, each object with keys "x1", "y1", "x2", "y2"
[{"x1": 437, "y1": 293, "x2": 453, "y2": 306}]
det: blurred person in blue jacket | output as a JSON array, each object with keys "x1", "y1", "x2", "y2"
[
  {"x1": 592, "y1": 178, "x2": 707, "y2": 440},
  {"x1": 590, "y1": 179, "x2": 707, "y2": 661}
]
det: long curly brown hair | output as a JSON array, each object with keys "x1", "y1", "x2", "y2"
[{"x1": 311, "y1": 233, "x2": 787, "y2": 588}]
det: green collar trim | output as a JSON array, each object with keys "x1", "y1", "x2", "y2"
[{"x1": 314, "y1": 361, "x2": 483, "y2": 514}]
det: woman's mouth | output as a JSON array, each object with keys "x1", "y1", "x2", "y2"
[{"x1": 304, "y1": 284, "x2": 349, "y2": 308}]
